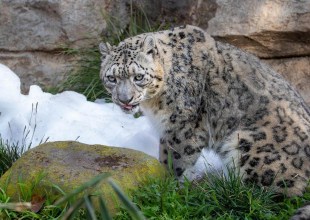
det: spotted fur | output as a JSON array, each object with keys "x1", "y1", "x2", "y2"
[{"x1": 99, "y1": 25, "x2": 310, "y2": 217}]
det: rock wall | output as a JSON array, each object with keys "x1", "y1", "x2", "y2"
[
  {"x1": 0, "y1": 0, "x2": 128, "y2": 93},
  {"x1": 0, "y1": 0, "x2": 309, "y2": 105}
]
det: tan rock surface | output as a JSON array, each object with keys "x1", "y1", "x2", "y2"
[
  {"x1": 263, "y1": 57, "x2": 310, "y2": 106},
  {"x1": 0, "y1": 52, "x2": 76, "y2": 93},
  {"x1": 207, "y1": 0, "x2": 310, "y2": 58}
]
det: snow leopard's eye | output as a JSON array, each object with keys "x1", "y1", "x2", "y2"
[
  {"x1": 134, "y1": 74, "x2": 144, "y2": 82},
  {"x1": 107, "y1": 75, "x2": 116, "y2": 83}
]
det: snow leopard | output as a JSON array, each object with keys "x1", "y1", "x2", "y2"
[{"x1": 99, "y1": 25, "x2": 310, "y2": 219}]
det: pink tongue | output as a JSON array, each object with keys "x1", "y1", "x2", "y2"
[{"x1": 123, "y1": 105, "x2": 133, "y2": 110}]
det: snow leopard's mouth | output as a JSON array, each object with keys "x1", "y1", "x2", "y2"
[{"x1": 120, "y1": 103, "x2": 139, "y2": 113}]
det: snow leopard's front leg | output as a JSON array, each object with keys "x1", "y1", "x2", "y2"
[{"x1": 159, "y1": 118, "x2": 209, "y2": 182}]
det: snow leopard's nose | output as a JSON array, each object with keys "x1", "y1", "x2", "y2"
[
  {"x1": 117, "y1": 79, "x2": 135, "y2": 104},
  {"x1": 118, "y1": 95, "x2": 133, "y2": 105}
]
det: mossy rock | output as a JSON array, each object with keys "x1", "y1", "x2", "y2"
[{"x1": 0, "y1": 141, "x2": 166, "y2": 214}]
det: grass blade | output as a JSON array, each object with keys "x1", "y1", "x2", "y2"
[
  {"x1": 108, "y1": 179, "x2": 145, "y2": 220},
  {"x1": 62, "y1": 198, "x2": 85, "y2": 220},
  {"x1": 51, "y1": 183, "x2": 66, "y2": 196},
  {"x1": 98, "y1": 196, "x2": 112, "y2": 220},
  {"x1": 84, "y1": 195, "x2": 97, "y2": 220},
  {"x1": 55, "y1": 173, "x2": 110, "y2": 206}
]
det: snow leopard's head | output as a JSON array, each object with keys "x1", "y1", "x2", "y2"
[{"x1": 99, "y1": 34, "x2": 164, "y2": 114}]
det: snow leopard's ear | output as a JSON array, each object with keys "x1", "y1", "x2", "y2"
[
  {"x1": 141, "y1": 35, "x2": 156, "y2": 57},
  {"x1": 99, "y1": 42, "x2": 111, "y2": 60}
]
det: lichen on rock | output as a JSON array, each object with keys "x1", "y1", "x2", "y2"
[{"x1": 0, "y1": 141, "x2": 166, "y2": 214}]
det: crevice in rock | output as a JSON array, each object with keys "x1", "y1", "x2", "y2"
[
  {"x1": 261, "y1": 55, "x2": 310, "y2": 60},
  {"x1": 0, "y1": 49, "x2": 67, "y2": 54}
]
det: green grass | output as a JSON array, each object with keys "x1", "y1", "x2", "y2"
[
  {"x1": 0, "y1": 171, "x2": 65, "y2": 219},
  {"x1": 0, "y1": 139, "x2": 309, "y2": 220},
  {"x1": 0, "y1": 172, "x2": 145, "y2": 220},
  {"x1": 52, "y1": 46, "x2": 107, "y2": 102},
  {"x1": 0, "y1": 138, "x2": 30, "y2": 176},
  {"x1": 0, "y1": 103, "x2": 48, "y2": 176},
  {"x1": 115, "y1": 171, "x2": 309, "y2": 220}
]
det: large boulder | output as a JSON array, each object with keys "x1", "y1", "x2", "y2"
[
  {"x1": 0, "y1": 141, "x2": 166, "y2": 214},
  {"x1": 0, "y1": 52, "x2": 75, "y2": 92},
  {"x1": 0, "y1": 0, "x2": 110, "y2": 51},
  {"x1": 206, "y1": 0, "x2": 310, "y2": 58},
  {"x1": 0, "y1": 0, "x2": 129, "y2": 93}
]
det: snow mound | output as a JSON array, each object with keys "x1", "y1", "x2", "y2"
[{"x1": 0, "y1": 64, "x2": 158, "y2": 157}]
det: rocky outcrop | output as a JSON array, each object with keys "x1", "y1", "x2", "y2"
[
  {"x1": 207, "y1": 0, "x2": 310, "y2": 58},
  {"x1": 0, "y1": 52, "x2": 74, "y2": 91},
  {"x1": 0, "y1": 141, "x2": 166, "y2": 214},
  {"x1": 0, "y1": 0, "x2": 129, "y2": 93},
  {"x1": 0, "y1": 0, "x2": 109, "y2": 51}
]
